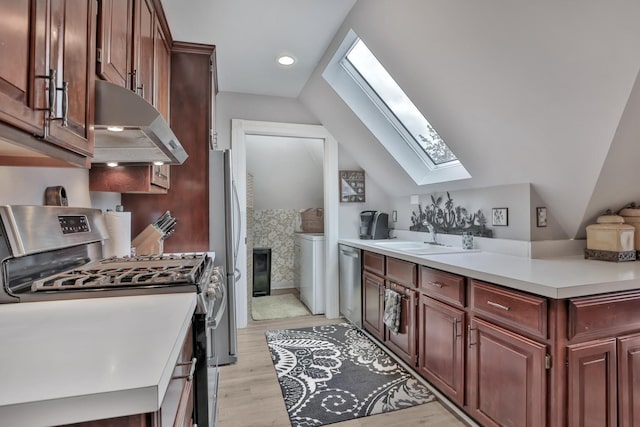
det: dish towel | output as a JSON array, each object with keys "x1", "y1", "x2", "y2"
[{"x1": 383, "y1": 288, "x2": 402, "y2": 335}]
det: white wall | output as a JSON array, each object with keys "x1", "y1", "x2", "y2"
[
  {"x1": 299, "y1": 0, "x2": 640, "y2": 240},
  {"x1": 0, "y1": 167, "x2": 93, "y2": 207},
  {"x1": 246, "y1": 135, "x2": 323, "y2": 210}
]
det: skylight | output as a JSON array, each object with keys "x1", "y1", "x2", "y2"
[
  {"x1": 322, "y1": 30, "x2": 471, "y2": 186},
  {"x1": 343, "y1": 39, "x2": 458, "y2": 166}
]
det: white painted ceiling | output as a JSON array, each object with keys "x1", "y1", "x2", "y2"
[{"x1": 160, "y1": 0, "x2": 356, "y2": 98}]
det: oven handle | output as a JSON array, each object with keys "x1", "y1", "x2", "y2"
[{"x1": 207, "y1": 279, "x2": 227, "y2": 329}]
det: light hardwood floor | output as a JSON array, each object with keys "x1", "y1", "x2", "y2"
[{"x1": 217, "y1": 315, "x2": 471, "y2": 427}]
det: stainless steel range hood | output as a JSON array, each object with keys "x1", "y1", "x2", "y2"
[{"x1": 93, "y1": 80, "x2": 188, "y2": 165}]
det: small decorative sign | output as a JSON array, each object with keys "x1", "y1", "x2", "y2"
[
  {"x1": 339, "y1": 170, "x2": 365, "y2": 203},
  {"x1": 492, "y1": 208, "x2": 509, "y2": 226}
]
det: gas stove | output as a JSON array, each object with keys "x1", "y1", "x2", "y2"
[{"x1": 0, "y1": 205, "x2": 223, "y2": 427}]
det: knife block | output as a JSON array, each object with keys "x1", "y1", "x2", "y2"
[{"x1": 132, "y1": 225, "x2": 164, "y2": 255}]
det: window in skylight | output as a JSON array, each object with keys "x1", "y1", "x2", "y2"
[{"x1": 342, "y1": 39, "x2": 457, "y2": 166}]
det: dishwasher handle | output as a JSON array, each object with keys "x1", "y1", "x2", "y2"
[{"x1": 340, "y1": 249, "x2": 360, "y2": 258}]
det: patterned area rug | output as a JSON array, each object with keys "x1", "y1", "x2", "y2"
[{"x1": 266, "y1": 323, "x2": 436, "y2": 426}]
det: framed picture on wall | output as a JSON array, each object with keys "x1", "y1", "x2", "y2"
[
  {"x1": 492, "y1": 207, "x2": 509, "y2": 226},
  {"x1": 536, "y1": 207, "x2": 548, "y2": 227},
  {"x1": 339, "y1": 170, "x2": 365, "y2": 203}
]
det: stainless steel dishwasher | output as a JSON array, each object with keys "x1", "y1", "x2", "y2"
[{"x1": 339, "y1": 244, "x2": 362, "y2": 328}]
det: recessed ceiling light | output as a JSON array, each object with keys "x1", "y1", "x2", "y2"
[
  {"x1": 107, "y1": 162, "x2": 118, "y2": 167},
  {"x1": 153, "y1": 161, "x2": 164, "y2": 166},
  {"x1": 277, "y1": 55, "x2": 296, "y2": 66},
  {"x1": 107, "y1": 126, "x2": 124, "y2": 132}
]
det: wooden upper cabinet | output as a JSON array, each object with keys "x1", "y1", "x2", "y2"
[
  {"x1": 96, "y1": 0, "x2": 133, "y2": 88},
  {"x1": 45, "y1": 0, "x2": 95, "y2": 158},
  {"x1": 154, "y1": 14, "x2": 170, "y2": 120},
  {"x1": 133, "y1": 0, "x2": 154, "y2": 104},
  {"x1": 0, "y1": 0, "x2": 47, "y2": 136}
]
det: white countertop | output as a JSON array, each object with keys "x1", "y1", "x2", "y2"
[
  {"x1": 340, "y1": 238, "x2": 640, "y2": 299},
  {"x1": 0, "y1": 292, "x2": 196, "y2": 426}
]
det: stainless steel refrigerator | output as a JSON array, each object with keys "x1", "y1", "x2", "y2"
[{"x1": 210, "y1": 150, "x2": 240, "y2": 366}]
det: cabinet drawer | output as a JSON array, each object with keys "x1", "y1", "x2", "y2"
[
  {"x1": 568, "y1": 290, "x2": 640, "y2": 342},
  {"x1": 419, "y1": 266, "x2": 465, "y2": 308},
  {"x1": 363, "y1": 251, "x2": 385, "y2": 276},
  {"x1": 470, "y1": 280, "x2": 548, "y2": 339},
  {"x1": 386, "y1": 257, "x2": 417, "y2": 288}
]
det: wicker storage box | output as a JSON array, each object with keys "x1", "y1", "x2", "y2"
[{"x1": 301, "y1": 208, "x2": 324, "y2": 233}]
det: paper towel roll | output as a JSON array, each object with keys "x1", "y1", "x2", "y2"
[{"x1": 103, "y1": 211, "x2": 131, "y2": 258}]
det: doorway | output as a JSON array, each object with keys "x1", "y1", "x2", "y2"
[
  {"x1": 231, "y1": 120, "x2": 339, "y2": 329},
  {"x1": 245, "y1": 134, "x2": 324, "y2": 320}
]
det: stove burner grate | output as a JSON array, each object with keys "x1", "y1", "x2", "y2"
[{"x1": 30, "y1": 254, "x2": 211, "y2": 292}]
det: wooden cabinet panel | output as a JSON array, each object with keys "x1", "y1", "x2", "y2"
[
  {"x1": 471, "y1": 280, "x2": 548, "y2": 340},
  {"x1": 618, "y1": 333, "x2": 640, "y2": 427},
  {"x1": 0, "y1": 0, "x2": 47, "y2": 136},
  {"x1": 153, "y1": 14, "x2": 170, "y2": 121},
  {"x1": 567, "y1": 339, "x2": 617, "y2": 427},
  {"x1": 46, "y1": 0, "x2": 95, "y2": 157},
  {"x1": 419, "y1": 266, "x2": 465, "y2": 308},
  {"x1": 363, "y1": 271, "x2": 385, "y2": 341},
  {"x1": 418, "y1": 295, "x2": 465, "y2": 405},
  {"x1": 467, "y1": 317, "x2": 547, "y2": 427},
  {"x1": 384, "y1": 281, "x2": 417, "y2": 366},
  {"x1": 363, "y1": 251, "x2": 384, "y2": 276},
  {"x1": 122, "y1": 44, "x2": 214, "y2": 253},
  {"x1": 96, "y1": 0, "x2": 133, "y2": 88},
  {"x1": 386, "y1": 257, "x2": 417, "y2": 288},
  {"x1": 568, "y1": 290, "x2": 640, "y2": 342},
  {"x1": 133, "y1": 0, "x2": 154, "y2": 104},
  {"x1": 89, "y1": 165, "x2": 168, "y2": 194}
]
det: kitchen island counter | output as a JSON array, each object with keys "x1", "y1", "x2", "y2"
[
  {"x1": 0, "y1": 292, "x2": 196, "y2": 426},
  {"x1": 340, "y1": 238, "x2": 640, "y2": 299}
]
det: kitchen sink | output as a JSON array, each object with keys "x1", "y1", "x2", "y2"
[{"x1": 372, "y1": 240, "x2": 477, "y2": 255}]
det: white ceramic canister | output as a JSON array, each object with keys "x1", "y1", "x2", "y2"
[{"x1": 619, "y1": 206, "x2": 640, "y2": 251}]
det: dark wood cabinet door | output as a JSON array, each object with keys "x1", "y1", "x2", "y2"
[
  {"x1": 46, "y1": 0, "x2": 95, "y2": 158},
  {"x1": 384, "y1": 281, "x2": 417, "y2": 365},
  {"x1": 467, "y1": 317, "x2": 547, "y2": 427},
  {"x1": 133, "y1": 0, "x2": 154, "y2": 104},
  {"x1": 567, "y1": 339, "x2": 617, "y2": 427},
  {"x1": 363, "y1": 271, "x2": 384, "y2": 341},
  {"x1": 0, "y1": 0, "x2": 47, "y2": 136},
  {"x1": 418, "y1": 295, "x2": 465, "y2": 405},
  {"x1": 96, "y1": 0, "x2": 133, "y2": 88},
  {"x1": 618, "y1": 333, "x2": 640, "y2": 427},
  {"x1": 153, "y1": 14, "x2": 170, "y2": 120}
]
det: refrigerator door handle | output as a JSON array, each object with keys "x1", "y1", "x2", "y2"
[{"x1": 231, "y1": 180, "x2": 242, "y2": 281}]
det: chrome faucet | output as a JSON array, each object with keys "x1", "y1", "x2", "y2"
[{"x1": 425, "y1": 224, "x2": 439, "y2": 245}]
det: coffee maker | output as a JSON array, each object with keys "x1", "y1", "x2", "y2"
[{"x1": 360, "y1": 210, "x2": 389, "y2": 240}]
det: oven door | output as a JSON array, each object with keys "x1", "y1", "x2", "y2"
[{"x1": 206, "y1": 280, "x2": 226, "y2": 427}]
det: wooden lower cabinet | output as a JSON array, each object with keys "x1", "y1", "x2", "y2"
[
  {"x1": 567, "y1": 339, "x2": 617, "y2": 427},
  {"x1": 417, "y1": 294, "x2": 465, "y2": 405},
  {"x1": 363, "y1": 270, "x2": 384, "y2": 341},
  {"x1": 467, "y1": 317, "x2": 547, "y2": 427},
  {"x1": 384, "y1": 281, "x2": 417, "y2": 366},
  {"x1": 618, "y1": 333, "x2": 640, "y2": 427}
]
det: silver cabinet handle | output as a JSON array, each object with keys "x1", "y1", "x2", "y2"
[
  {"x1": 430, "y1": 282, "x2": 443, "y2": 288},
  {"x1": 35, "y1": 68, "x2": 56, "y2": 118},
  {"x1": 454, "y1": 318, "x2": 461, "y2": 338},
  {"x1": 468, "y1": 324, "x2": 476, "y2": 348},
  {"x1": 340, "y1": 250, "x2": 359, "y2": 258},
  {"x1": 58, "y1": 81, "x2": 68, "y2": 127},
  {"x1": 487, "y1": 301, "x2": 510, "y2": 311}
]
